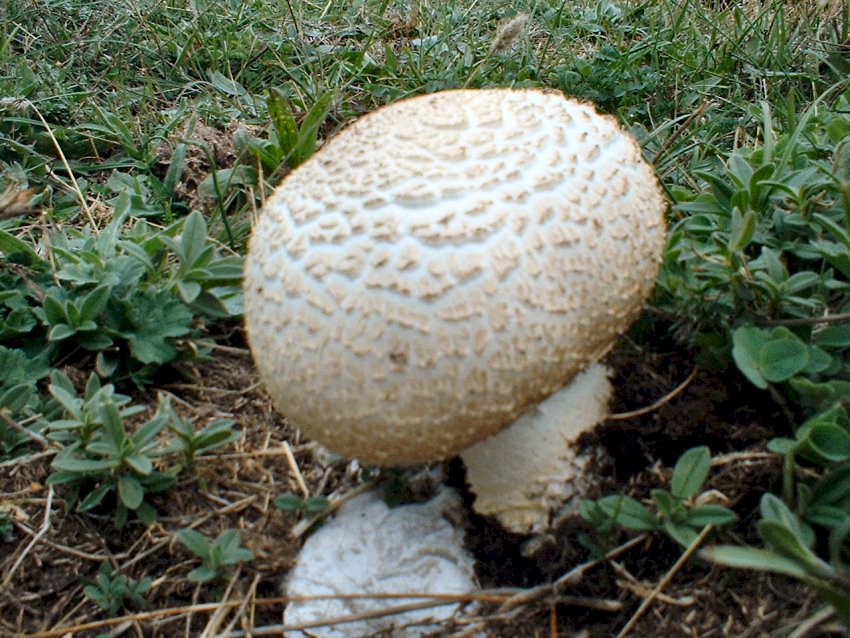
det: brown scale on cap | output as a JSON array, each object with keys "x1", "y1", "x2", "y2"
[{"x1": 244, "y1": 88, "x2": 666, "y2": 465}]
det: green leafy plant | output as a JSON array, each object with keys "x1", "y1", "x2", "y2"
[
  {"x1": 161, "y1": 396, "x2": 238, "y2": 467},
  {"x1": 175, "y1": 528, "x2": 254, "y2": 583},
  {"x1": 234, "y1": 89, "x2": 333, "y2": 174},
  {"x1": 581, "y1": 447, "x2": 737, "y2": 547},
  {"x1": 2, "y1": 207, "x2": 242, "y2": 386},
  {"x1": 659, "y1": 92, "x2": 850, "y2": 336},
  {"x1": 45, "y1": 371, "x2": 240, "y2": 527},
  {"x1": 275, "y1": 493, "x2": 330, "y2": 515},
  {"x1": 700, "y1": 375, "x2": 850, "y2": 623},
  {"x1": 703, "y1": 492, "x2": 850, "y2": 624},
  {"x1": 46, "y1": 372, "x2": 176, "y2": 527},
  {"x1": 84, "y1": 562, "x2": 151, "y2": 615},
  {"x1": 0, "y1": 345, "x2": 51, "y2": 459}
]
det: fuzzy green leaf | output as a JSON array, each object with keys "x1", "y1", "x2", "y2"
[
  {"x1": 118, "y1": 475, "x2": 144, "y2": 509},
  {"x1": 700, "y1": 546, "x2": 810, "y2": 579},
  {"x1": 176, "y1": 528, "x2": 210, "y2": 558},
  {"x1": 594, "y1": 495, "x2": 658, "y2": 531},
  {"x1": 671, "y1": 446, "x2": 711, "y2": 499}
]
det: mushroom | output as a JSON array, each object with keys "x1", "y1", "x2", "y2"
[{"x1": 244, "y1": 88, "x2": 666, "y2": 532}]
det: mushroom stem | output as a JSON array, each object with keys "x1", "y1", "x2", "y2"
[{"x1": 460, "y1": 362, "x2": 613, "y2": 535}]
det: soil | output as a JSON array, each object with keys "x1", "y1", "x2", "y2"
[{"x1": 0, "y1": 324, "x2": 840, "y2": 637}]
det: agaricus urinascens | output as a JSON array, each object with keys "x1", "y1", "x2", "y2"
[{"x1": 244, "y1": 88, "x2": 666, "y2": 533}]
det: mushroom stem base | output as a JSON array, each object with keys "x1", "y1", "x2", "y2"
[{"x1": 460, "y1": 362, "x2": 613, "y2": 534}]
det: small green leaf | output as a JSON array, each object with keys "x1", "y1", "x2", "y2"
[
  {"x1": 79, "y1": 284, "x2": 112, "y2": 320},
  {"x1": 727, "y1": 208, "x2": 757, "y2": 251},
  {"x1": 118, "y1": 475, "x2": 144, "y2": 509},
  {"x1": 176, "y1": 528, "x2": 211, "y2": 558},
  {"x1": 48, "y1": 323, "x2": 76, "y2": 341},
  {"x1": 43, "y1": 294, "x2": 67, "y2": 326},
  {"x1": 663, "y1": 520, "x2": 699, "y2": 547},
  {"x1": 732, "y1": 327, "x2": 769, "y2": 389},
  {"x1": 275, "y1": 493, "x2": 308, "y2": 511},
  {"x1": 176, "y1": 280, "x2": 202, "y2": 303},
  {"x1": 208, "y1": 71, "x2": 245, "y2": 96},
  {"x1": 98, "y1": 401, "x2": 127, "y2": 446},
  {"x1": 686, "y1": 504, "x2": 738, "y2": 527},
  {"x1": 304, "y1": 496, "x2": 330, "y2": 514},
  {"x1": 136, "y1": 502, "x2": 157, "y2": 526},
  {"x1": 815, "y1": 325, "x2": 850, "y2": 348},
  {"x1": 767, "y1": 436, "x2": 798, "y2": 454},
  {"x1": 805, "y1": 424, "x2": 850, "y2": 463},
  {"x1": 700, "y1": 546, "x2": 810, "y2": 579},
  {"x1": 187, "y1": 566, "x2": 217, "y2": 583},
  {"x1": 758, "y1": 520, "x2": 828, "y2": 573},
  {"x1": 125, "y1": 454, "x2": 153, "y2": 476},
  {"x1": 178, "y1": 211, "x2": 208, "y2": 266},
  {"x1": 0, "y1": 228, "x2": 43, "y2": 263},
  {"x1": 671, "y1": 446, "x2": 711, "y2": 499},
  {"x1": 78, "y1": 482, "x2": 115, "y2": 511},
  {"x1": 131, "y1": 412, "x2": 168, "y2": 449},
  {"x1": 52, "y1": 457, "x2": 117, "y2": 473},
  {"x1": 163, "y1": 143, "x2": 187, "y2": 197},
  {"x1": 759, "y1": 337, "x2": 809, "y2": 383},
  {"x1": 594, "y1": 495, "x2": 658, "y2": 531},
  {"x1": 651, "y1": 489, "x2": 678, "y2": 518}
]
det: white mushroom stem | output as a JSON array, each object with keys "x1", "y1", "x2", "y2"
[{"x1": 461, "y1": 362, "x2": 613, "y2": 535}]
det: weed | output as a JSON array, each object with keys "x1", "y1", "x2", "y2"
[
  {"x1": 175, "y1": 528, "x2": 254, "y2": 584},
  {"x1": 45, "y1": 371, "x2": 239, "y2": 527},
  {"x1": 83, "y1": 562, "x2": 151, "y2": 615},
  {"x1": 275, "y1": 493, "x2": 330, "y2": 515},
  {"x1": 582, "y1": 447, "x2": 737, "y2": 547}
]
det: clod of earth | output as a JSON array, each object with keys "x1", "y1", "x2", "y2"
[{"x1": 244, "y1": 88, "x2": 666, "y2": 532}]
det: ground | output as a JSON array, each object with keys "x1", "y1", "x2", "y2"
[{"x1": 1, "y1": 325, "x2": 839, "y2": 637}]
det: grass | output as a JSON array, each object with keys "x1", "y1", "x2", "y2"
[{"x1": 1, "y1": 0, "x2": 850, "y2": 635}]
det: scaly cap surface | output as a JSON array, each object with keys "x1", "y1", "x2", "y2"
[{"x1": 244, "y1": 88, "x2": 666, "y2": 464}]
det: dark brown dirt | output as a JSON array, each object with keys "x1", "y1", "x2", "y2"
[{"x1": 0, "y1": 326, "x2": 840, "y2": 637}]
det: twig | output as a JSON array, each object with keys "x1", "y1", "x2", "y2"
[
  {"x1": 195, "y1": 446, "x2": 304, "y2": 462},
  {"x1": 710, "y1": 451, "x2": 776, "y2": 467},
  {"x1": 786, "y1": 605, "x2": 836, "y2": 638},
  {"x1": 608, "y1": 368, "x2": 698, "y2": 421},
  {"x1": 496, "y1": 534, "x2": 647, "y2": 611},
  {"x1": 615, "y1": 525, "x2": 714, "y2": 638},
  {"x1": 208, "y1": 343, "x2": 253, "y2": 356},
  {"x1": 219, "y1": 573, "x2": 261, "y2": 636},
  {"x1": 549, "y1": 603, "x2": 558, "y2": 638},
  {"x1": 761, "y1": 311, "x2": 850, "y2": 327},
  {"x1": 0, "y1": 409, "x2": 49, "y2": 448},
  {"x1": 2, "y1": 485, "x2": 54, "y2": 588},
  {"x1": 282, "y1": 440, "x2": 309, "y2": 497},
  {"x1": 0, "y1": 449, "x2": 56, "y2": 469},
  {"x1": 20, "y1": 591, "x2": 508, "y2": 638},
  {"x1": 213, "y1": 598, "x2": 463, "y2": 638},
  {"x1": 199, "y1": 567, "x2": 241, "y2": 638}
]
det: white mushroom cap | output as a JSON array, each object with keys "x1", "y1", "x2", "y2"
[{"x1": 244, "y1": 88, "x2": 665, "y2": 465}]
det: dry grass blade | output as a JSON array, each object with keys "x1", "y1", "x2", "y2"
[
  {"x1": 615, "y1": 525, "x2": 715, "y2": 638},
  {"x1": 608, "y1": 368, "x2": 698, "y2": 421},
  {"x1": 17, "y1": 587, "x2": 622, "y2": 638},
  {"x1": 2, "y1": 485, "x2": 54, "y2": 588}
]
